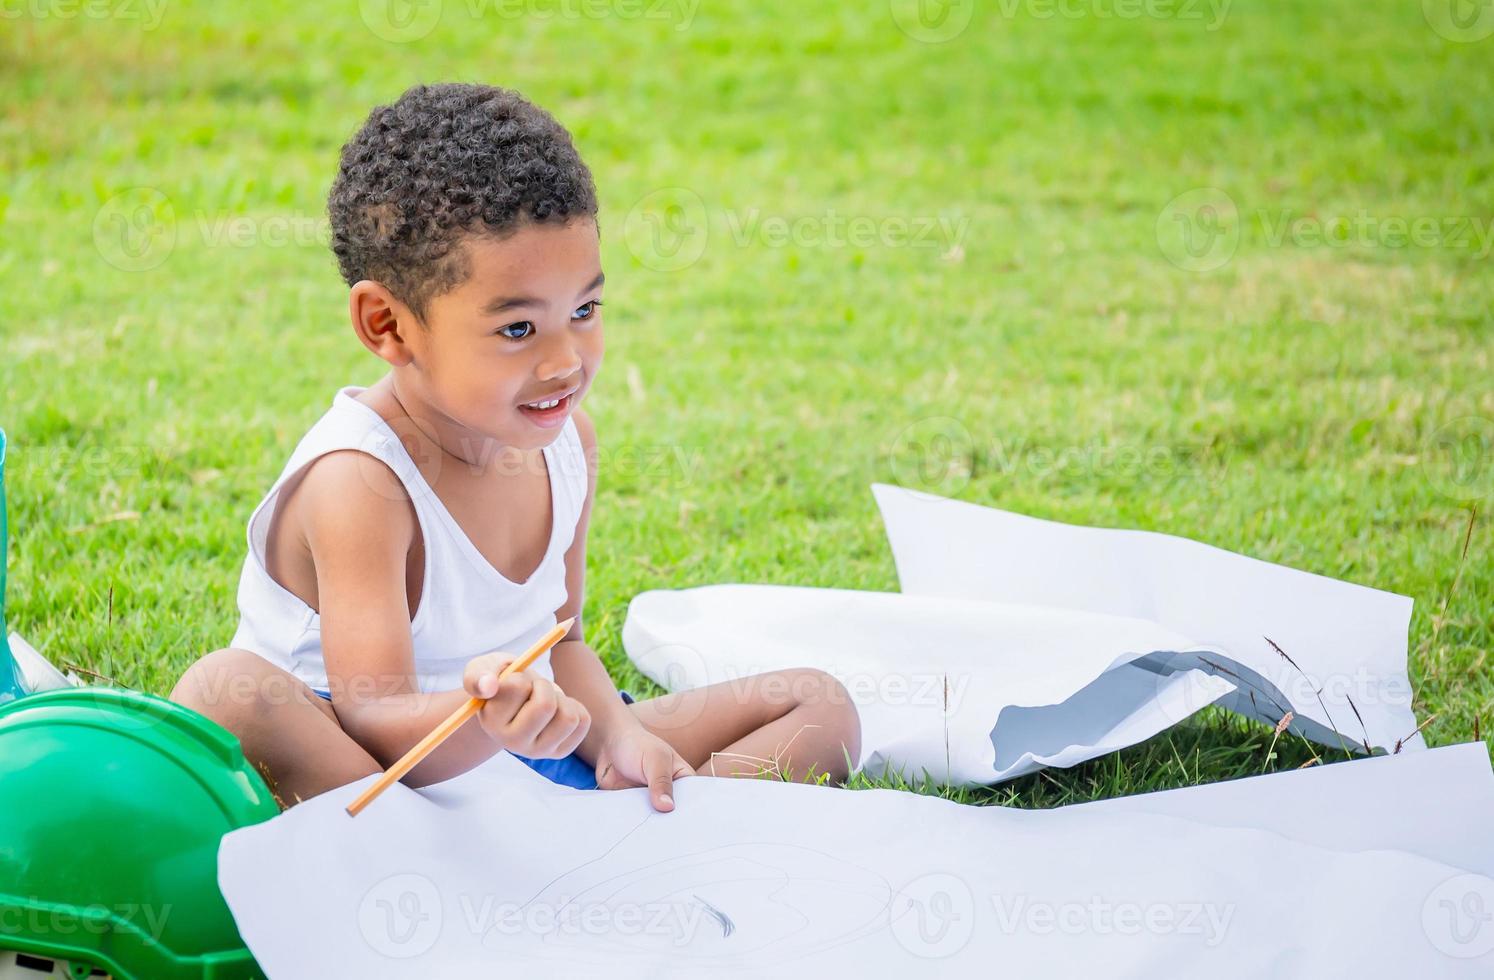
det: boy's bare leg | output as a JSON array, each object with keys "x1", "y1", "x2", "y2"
[
  {"x1": 170, "y1": 648, "x2": 381, "y2": 808},
  {"x1": 626, "y1": 668, "x2": 861, "y2": 783}
]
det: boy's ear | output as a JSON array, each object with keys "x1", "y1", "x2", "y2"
[{"x1": 349, "y1": 280, "x2": 420, "y2": 367}]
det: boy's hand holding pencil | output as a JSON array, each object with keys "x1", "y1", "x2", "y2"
[
  {"x1": 346, "y1": 618, "x2": 590, "y2": 816},
  {"x1": 461, "y1": 652, "x2": 591, "y2": 760}
]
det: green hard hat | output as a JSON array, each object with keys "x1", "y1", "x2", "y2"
[
  {"x1": 1, "y1": 426, "x2": 16, "y2": 703},
  {"x1": 0, "y1": 687, "x2": 280, "y2": 979}
]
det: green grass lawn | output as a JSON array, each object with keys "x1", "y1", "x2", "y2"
[{"x1": 1, "y1": 0, "x2": 1489, "y2": 806}]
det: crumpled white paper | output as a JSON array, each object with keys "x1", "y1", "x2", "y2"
[
  {"x1": 218, "y1": 744, "x2": 1494, "y2": 978},
  {"x1": 622, "y1": 484, "x2": 1420, "y2": 785}
]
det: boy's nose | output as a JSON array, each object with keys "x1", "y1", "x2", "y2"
[{"x1": 537, "y1": 337, "x2": 583, "y2": 381}]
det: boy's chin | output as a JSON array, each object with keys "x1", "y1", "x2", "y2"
[{"x1": 497, "y1": 410, "x2": 571, "y2": 448}]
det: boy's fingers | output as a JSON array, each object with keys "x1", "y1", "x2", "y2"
[
  {"x1": 495, "y1": 668, "x2": 534, "y2": 698},
  {"x1": 571, "y1": 702, "x2": 592, "y2": 745},
  {"x1": 473, "y1": 666, "x2": 534, "y2": 739},
  {"x1": 596, "y1": 759, "x2": 626, "y2": 791},
  {"x1": 505, "y1": 677, "x2": 561, "y2": 747},
  {"x1": 489, "y1": 671, "x2": 534, "y2": 720},
  {"x1": 531, "y1": 697, "x2": 583, "y2": 756},
  {"x1": 463, "y1": 654, "x2": 516, "y2": 699},
  {"x1": 556, "y1": 718, "x2": 585, "y2": 758},
  {"x1": 645, "y1": 747, "x2": 677, "y2": 812}
]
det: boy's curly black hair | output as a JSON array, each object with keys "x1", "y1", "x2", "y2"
[{"x1": 328, "y1": 83, "x2": 598, "y2": 322}]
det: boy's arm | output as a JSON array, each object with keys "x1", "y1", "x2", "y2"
[
  {"x1": 548, "y1": 408, "x2": 639, "y2": 755},
  {"x1": 547, "y1": 409, "x2": 691, "y2": 811},
  {"x1": 300, "y1": 451, "x2": 584, "y2": 787},
  {"x1": 546, "y1": 406, "x2": 675, "y2": 770}
]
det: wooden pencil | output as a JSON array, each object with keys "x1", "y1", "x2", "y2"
[{"x1": 344, "y1": 616, "x2": 575, "y2": 817}]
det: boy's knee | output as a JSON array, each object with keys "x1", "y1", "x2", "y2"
[
  {"x1": 790, "y1": 669, "x2": 860, "y2": 741},
  {"x1": 170, "y1": 648, "x2": 298, "y2": 730},
  {"x1": 789, "y1": 668, "x2": 852, "y2": 711},
  {"x1": 813, "y1": 671, "x2": 861, "y2": 752}
]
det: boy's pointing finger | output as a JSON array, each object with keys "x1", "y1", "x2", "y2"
[{"x1": 646, "y1": 746, "x2": 682, "y2": 812}]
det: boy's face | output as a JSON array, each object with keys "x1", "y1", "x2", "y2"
[{"x1": 402, "y1": 218, "x2": 604, "y2": 455}]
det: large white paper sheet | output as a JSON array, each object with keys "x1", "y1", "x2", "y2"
[
  {"x1": 874, "y1": 484, "x2": 1420, "y2": 754},
  {"x1": 621, "y1": 485, "x2": 1420, "y2": 784},
  {"x1": 218, "y1": 745, "x2": 1494, "y2": 978},
  {"x1": 1073, "y1": 742, "x2": 1494, "y2": 876},
  {"x1": 623, "y1": 584, "x2": 1237, "y2": 784}
]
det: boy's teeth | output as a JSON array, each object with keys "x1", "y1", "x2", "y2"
[{"x1": 526, "y1": 397, "x2": 562, "y2": 409}]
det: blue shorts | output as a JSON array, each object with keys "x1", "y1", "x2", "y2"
[{"x1": 310, "y1": 686, "x2": 634, "y2": 791}]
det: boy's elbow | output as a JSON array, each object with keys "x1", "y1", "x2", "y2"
[{"x1": 326, "y1": 688, "x2": 426, "y2": 769}]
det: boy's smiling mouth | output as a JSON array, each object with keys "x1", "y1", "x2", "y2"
[{"x1": 517, "y1": 386, "x2": 578, "y2": 427}]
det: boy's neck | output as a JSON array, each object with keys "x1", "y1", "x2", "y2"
[{"x1": 368, "y1": 374, "x2": 544, "y2": 478}]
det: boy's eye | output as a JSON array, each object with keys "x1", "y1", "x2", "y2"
[
  {"x1": 572, "y1": 300, "x2": 603, "y2": 320},
  {"x1": 498, "y1": 321, "x2": 535, "y2": 340}
]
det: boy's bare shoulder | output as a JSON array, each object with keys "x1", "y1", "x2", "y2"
[
  {"x1": 261, "y1": 451, "x2": 421, "y2": 612},
  {"x1": 291, "y1": 450, "x2": 418, "y2": 551},
  {"x1": 264, "y1": 449, "x2": 419, "y2": 611}
]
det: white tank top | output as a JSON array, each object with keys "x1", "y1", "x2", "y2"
[{"x1": 229, "y1": 385, "x2": 587, "y2": 693}]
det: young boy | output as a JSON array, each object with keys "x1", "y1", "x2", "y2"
[{"x1": 171, "y1": 83, "x2": 861, "y2": 811}]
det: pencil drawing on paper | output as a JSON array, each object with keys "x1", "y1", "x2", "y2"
[{"x1": 484, "y1": 812, "x2": 895, "y2": 963}]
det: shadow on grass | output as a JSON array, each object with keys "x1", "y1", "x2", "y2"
[{"x1": 846, "y1": 706, "x2": 1342, "y2": 809}]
